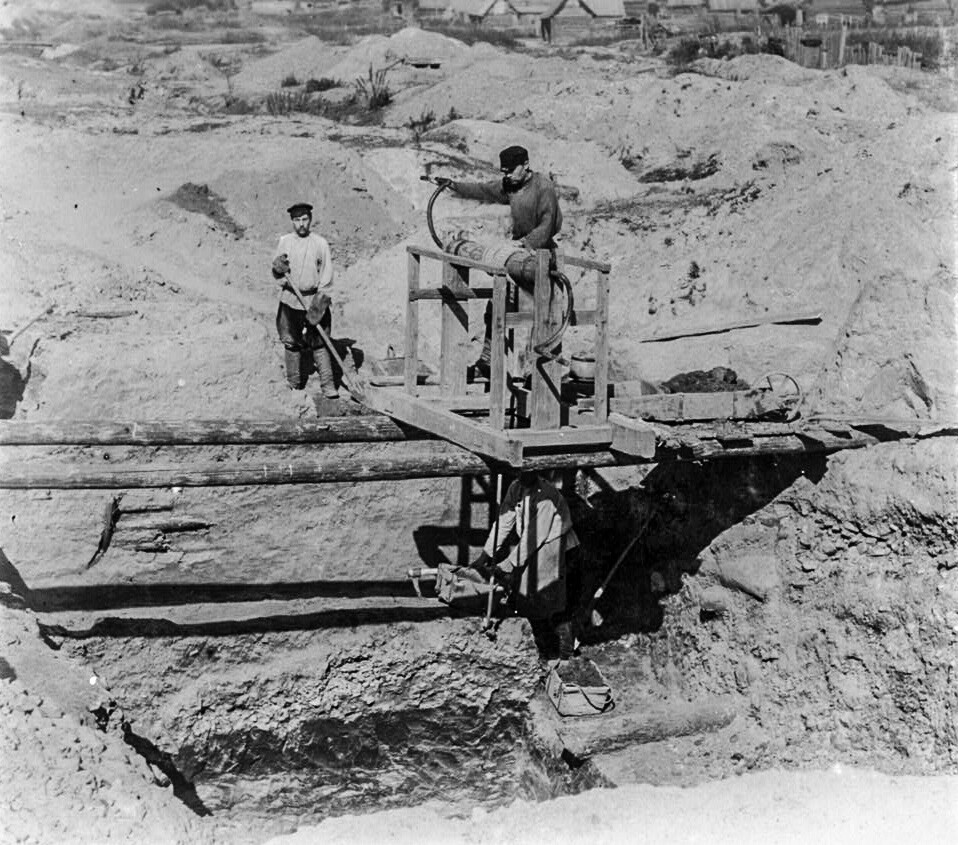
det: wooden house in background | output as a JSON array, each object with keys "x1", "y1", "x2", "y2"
[
  {"x1": 540, "y1": 0, "x2": 626, "y2": 42},
  {"x1": 448, "y1": 0, "x2": 549, "y2": 28},
  {"x1": 415, "y1": 0, "x2": 453, "y2": 18},
  {"x1": 705, "y1": 0, "x2": 760, "y2": 21}
]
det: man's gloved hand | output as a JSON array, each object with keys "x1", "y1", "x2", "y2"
[
  {"x1": 434, "y1": 176, "x2": 454, "y2": 189},
  {"x1": 272, "y1": 254, "x2": 290, "y2": 278}
]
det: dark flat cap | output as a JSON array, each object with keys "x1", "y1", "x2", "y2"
[
  {"x1": 499, "y1": 145, "x2": 529, "y2": 171},
  {"x1": 287, "y1": 202, "x2": 313, "y2": 217}
]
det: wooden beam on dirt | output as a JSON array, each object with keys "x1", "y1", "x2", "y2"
[
  {"x1": 639, "y1": 309, "x2": 822, "y2": 343},
  {"x1": 0, "y1": 417, "x2": 425, "y2": 446},
  {"x1": 538, "y1": 697, "x2": 739, "y2": 759}
]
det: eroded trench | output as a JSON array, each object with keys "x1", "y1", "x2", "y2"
[{"x1": 50, "y1": 445, "x2": 958, "y2": 839}]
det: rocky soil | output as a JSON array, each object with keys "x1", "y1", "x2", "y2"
[{"x1": 0, "y1": 1, "x2": 956, "y2": 843}]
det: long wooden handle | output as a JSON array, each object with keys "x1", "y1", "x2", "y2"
[{"x1": 284, "y1": 278, "x2": 366, "y2": 401}]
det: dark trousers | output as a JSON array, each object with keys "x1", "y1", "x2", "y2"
[{"x1": 276, "y1": 302, "x2": 335, "y2": 392}]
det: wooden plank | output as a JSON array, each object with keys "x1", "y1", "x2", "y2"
[
  {"x1": 561, "y1": 254, "x2": 611, "y2": 273},
  {"x1": 0, "y1": 417, "x2": 423, "y2": 446},
  {"x1": 405, "y1": 251, "x2": 421, "y2": 393},
  {"x1": 593, "y1": 267, "x2": 610, "y2": 423},
  {"x1": 406, "y1": 245, "x2": 502, "y2": 275},
  {"x1": 505, "y1": 308, "x2": 596, "y2": 328},
  {"x1": 512, "y1": 425, "x2": 612, "y2": 450},
  {"x1": 489, "y1": 273, "x2": 508, "y2": 430},
  {"x1": 362, "y1": 387, "x2": 522, "y2": 465},
  {"x1": 422, "y1": 395, "x2": 491, "y2": 412},
  {"x1": 609, "y1": 412, "x2": 656, "y2": 458},
  {"x1": 640, "y1": 310, "x2": 822, "y2": 343},
  {"x1": 439, "y1": 262, "x2": 470, "y2": 396},
  {"x1": 611, "y1": 388, "x2": 797, "y2": 423},
  {"x1": 530, "y1": 250, "x2": 562, "y2": 430},
  {"x1": 409, "y1": 286, "x2": 493, "y2": 302}
]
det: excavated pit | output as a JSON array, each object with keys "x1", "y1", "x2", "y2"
[
  {"x1": 57, "y1": 616, "x2": 608, "y2": 842},
  {"x1": 32, "y1": 439, "x2": 954, "y2": 842}
]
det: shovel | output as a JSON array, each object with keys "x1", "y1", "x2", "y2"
[{"x1": 284, "y1": 278, "x2": 366, "y2": 402}]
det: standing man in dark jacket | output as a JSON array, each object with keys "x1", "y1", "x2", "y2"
[{"x1": 440, "y1": 146, "x2": 563, "y2": 378}]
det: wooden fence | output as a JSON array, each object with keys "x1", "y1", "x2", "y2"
[{"x1": 780, "y1": 24, "x2": 924, "y2": 69}]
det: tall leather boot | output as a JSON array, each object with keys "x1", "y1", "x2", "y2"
[
  {"x1": 313, "y1": 346, "x2": 339, "y2": 399},
  {"x1": 284, "y1": 348, "x2": 304, "y2": 390}
]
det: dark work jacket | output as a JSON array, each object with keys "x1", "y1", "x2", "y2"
[{"x1": 452, "y1": 171, "x2": 562, "y2": 250}]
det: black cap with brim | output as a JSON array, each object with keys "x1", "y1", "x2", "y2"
[
  {"x1": 287, "y1": 203, "x2": 313, "y2": 218},
  {"x1": 499, "y1": 145, "x2": 529, "y2": 171}
]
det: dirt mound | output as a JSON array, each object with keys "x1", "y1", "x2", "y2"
[
  {"x1": 231, "y1": 36, "x2": 348, "y2": 95},
  {"x1": 324, "y1": 26, "x2": 471, "y2": 84},
  {"x1": 0, "y1": 604, "x2": 215, "y2": 844}
]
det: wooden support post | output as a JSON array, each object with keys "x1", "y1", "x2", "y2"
[
  {"x1": 439, "y1": 261, "x2": 470, "y2": 396},
  {"x1": 838, "y1": 23, "x2": 847, "y2": 65},
  {"x1": 530, "y1": 250, "x2": 561, "y2": 430},
  {"x1": 593, "y1": 266, "x2": 610, "y2": 423},
  {"x1": 489, "y1": 272, "x2": 508, "y2": 430},
  {"x1": 405, "y1": 251, "x2": 421, "y2": 393}
]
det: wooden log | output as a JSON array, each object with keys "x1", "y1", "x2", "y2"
[
  {"x1": 0, "y1": 425, "x2": 893, "y2": 489},
  {"x1": 0, "y1": 416, "x2": 423, "y2": 446},
  {"x1": 556, "y1": 699, "x2": 738, "y2": 759},
  {"x1": 639, "y1": 310, "x2": 822, "y2": 343}
]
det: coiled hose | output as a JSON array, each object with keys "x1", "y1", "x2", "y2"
[{"x1": 423, "y1": 177, "x2": 573, "y2": 361}]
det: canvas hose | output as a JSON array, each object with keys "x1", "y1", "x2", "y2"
[{"x1": 424, "y1": 178, "x2": 573, "y2": 360}]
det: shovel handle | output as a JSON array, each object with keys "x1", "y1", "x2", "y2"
[{"x1": 283, "y1": 277, "x2": 366, "y2": 401}]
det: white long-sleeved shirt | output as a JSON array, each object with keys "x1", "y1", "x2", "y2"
[{"x1": 274, "y1": 231, "x2": 333, "y2": 311}]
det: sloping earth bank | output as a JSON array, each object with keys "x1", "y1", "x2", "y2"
[{"x1": 0, "y1": 4, "x2": 956, "y2": 843}]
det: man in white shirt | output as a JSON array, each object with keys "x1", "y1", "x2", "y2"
[{"x1": 271, "y1": 202, "x2": 338, "y2": 397}]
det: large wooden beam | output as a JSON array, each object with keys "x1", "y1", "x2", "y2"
[
  {"x1": 0, "y1": 417, "x2": 423, "y2": 446},
  {"x1": 362, "y1": 387, "x2": 523, "y2": 465}
]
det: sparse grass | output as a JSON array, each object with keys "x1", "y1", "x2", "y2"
[
  {"x1": 222, "y1": 96, "x2": 256, "y2": 115},
  {"x1": 265, "y1": 90, "x2": 315, "y2": 116},
  {"x1": 405, "y1": 108, "x2": 435, "y2": 144},
  {"x1": 354, "y1": 64, "x2": 392, "y2": 110},
  {"x1": 305, "y1": 77, "x2": 340, "y2": 93}
]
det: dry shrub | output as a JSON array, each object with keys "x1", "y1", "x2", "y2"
[
  {"x1": 354, "y1": 64, "x2": 392, "y2": 110},
  {"x1": 305, "y1": 78, "x2": 339, "y2": 93}
]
